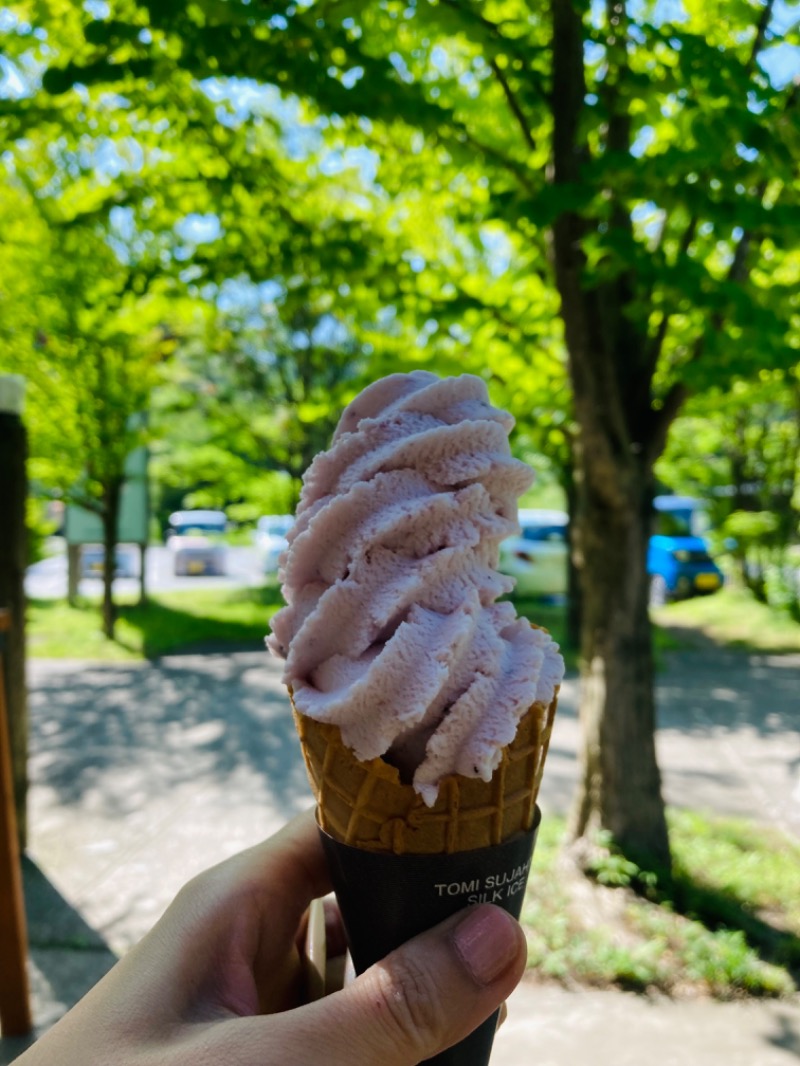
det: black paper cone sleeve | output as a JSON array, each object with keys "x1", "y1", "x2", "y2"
[{"x1": 318, "y1": 806, "x2": 540, "y2": 1066}]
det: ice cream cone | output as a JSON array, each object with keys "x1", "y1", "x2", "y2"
[
  {"x1": 273, "y1": 374, "x2": 564, "y2": 1065},
  {"x1": 299, "y1": 692, "x2": 555, "y2": 1066},
  {"x1": 292, "y1": 688, "x2": 557, "y2": 855},
  {"x1": 317, "y1": 817, "x2": 540, "y2": 1066}
]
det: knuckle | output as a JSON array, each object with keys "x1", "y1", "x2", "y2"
[
  {"x1": 170, "y1": 863, "x2": 231, "y2": 920},
  {"x1": 171, "y1": 871, "x2": 206, "y2": 911},
  {"x1": 371, "y1": 952, "x2": 447, "y2": 1053},
  {"x1": 167, "y1": 873, "x2": 213, "y2": 927}
]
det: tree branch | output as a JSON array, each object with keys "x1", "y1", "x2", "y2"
[
  {"x1": 436, "y1": 0, "x2": 503, "y2": 33},
  {"x1": 686, "y1": 173, "x2": 769, "y2": 368},
  {"x1": 645, "y1": 381, "x2": 687, "y2": 470},
  {"x1": 550, "y1": 1, "x2": 630, "y2": 502},
  {"x1": 550, "y1": 0, "x2": 586, "y2": 187},
  {"x1": 449, "y1": 281, "x2": 545, "y2": 341},
  {"x1": 646, "y1": 0, "x2": 776, "y2": 332},
  {"x1": 63, "y1": 491, "x2": 104, "y2": 516},
  {"x1": 645, "y1": 214, "x2": 698, "y2": 372},
  {"x1": 603, "y1": 0, "x2": 632, "y2": 162},
  {"x1": 489, "y1": 58, "x2": 537, "y2": 153},
  {"x1": 452, "y1": 131, "x2": 539, "y2": 198},
  {"x1": 438, "y1": 0, "x2": 530, "y2": 56},
  {"x1": 748, "y1": 0, "x2": 775, "y2": 70}
]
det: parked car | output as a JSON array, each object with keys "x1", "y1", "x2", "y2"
[
  {"x1": 166, "y1": 510, "x2": 227, "y2": 577},
  {"x1": 166, "y1": 509, "x2": 228, "y2": 541},
  {"x1": 648, "y1": 496, "x2": 723, "y2": 606},
  {"x1": 498, "y1": 497, "x2": 723, "y2": 607},
  {"x1": 498, "y1": 509, "x2": 568, "y2": 598},
  {"x1": 171, "y1": 536, "x2": 226, "y2": 577},
  {"x1": 80, "y1": 544, "x2": 138, "y2": 579},
  {"x1": 254, "y1": 514, "x2": 293, "y2": 574}
]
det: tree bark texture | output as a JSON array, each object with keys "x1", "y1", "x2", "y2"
[
  {"x1": 0, "y1": 412, "x2": 28, "y2": 848},
  {"x1": 551, "y1": 0, "x2": 671, "y2": 868},
  {"x1": 138, "y1": 542, "x2": 147, "y2": 607},
  {"x1": 564, "y1": 469, "x2": 581, "y2": 651},
  {"x1": 67, "y1": 542, "x2": 80, "y2": 605},
  {"x1": 567, "y1": 445, "x2": 669, "y2": 867},
  {"x1": 101, "y1": 480, "x2": 123, "y2": 640}
]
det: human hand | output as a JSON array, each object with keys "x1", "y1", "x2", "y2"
[{"x1": 17, "y1": 810, "x2": 526, "y2": 1065}]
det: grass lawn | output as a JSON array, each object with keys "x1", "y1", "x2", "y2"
[
  {"x1": 514, "y1": 583, "x2": 800, "y2": 665},
  {"x1": 652, "y1": 585, "x2": 800, "y2": 654},
  {"x1": 27, "y1": 582, "x2": 285, "y2": 659},
  {"x1": 28, "y1": 588, "x2": 582, "y2": 662},
  {"x1": 524, "y1": 810, "x2": 800, "y2": 998},
  {"x1": 27, "y1": 581, "x2": 800, "y2": 662}
]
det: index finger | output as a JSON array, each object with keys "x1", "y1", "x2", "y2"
[
  {"x1": 140, "y1": 810, "x2": 332, "y2": 1013},
  {"x1": 201, "y1": 807, "x2": 332, "y2": 927}
]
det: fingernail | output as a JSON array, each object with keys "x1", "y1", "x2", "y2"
[{"x1": 452, "y1": 906, "x2": 521, "y2": 986}]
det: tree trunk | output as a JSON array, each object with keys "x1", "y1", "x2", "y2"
[
  {"x1": 567, "y1": 453, "x2": 670, "y2": 869},
  {"x1": 550, "y1": 0, "x2": 671, "y2": 869},
  {"x1": 564, "y1": 468, "x2": 581, "y2": 650},
  {"x1": 0, "y1": 403, "x2": 28, "y2": 849},
  {"x1": 67, "y1": 542, "x2": 80, "y2": 605},
  {"x1": 101, "y1": 481, "x2": 122, "y2": 640},
  {"x1": 138, "y1": 543, "x2": 147, "y2": 607}
]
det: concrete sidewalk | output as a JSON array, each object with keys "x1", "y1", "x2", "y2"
[
  {"x1": 2, "y1": 647, "x2": 800, "y2": 1064},
  {"x1": 495, "y1": 983, "x2": 800, "y2": 1066}
]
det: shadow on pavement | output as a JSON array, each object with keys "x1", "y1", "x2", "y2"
[
  {"x1": 0, "y1": 859, "x2": 117, "y2": 1066},
  {"x1": 766, "y1": 1009, "x2": 800, "y2": 1055},
  {"x1": 25, "y1": 652, "x2": 313, "y2": 962},
  {"x1": 27, "y1": 653, "x2": 309, "y2": 820},
  {"x1": 656, "y1": 647, "x2": 800, "y2": 738}
]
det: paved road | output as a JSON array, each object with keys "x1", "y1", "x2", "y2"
[
  {"x1": 20, "y1": 646, "x2": 800, "y2": 959},
  {"x1": 25, "y1": 544, "x2": 266, "y2": 600},
  {"x1": 3, "y1": 646, "x2": 799, "y2": 1064}
]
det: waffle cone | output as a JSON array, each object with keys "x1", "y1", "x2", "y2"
[{"x1": 292, "y1": 690, "x2": 558, "y2": 855}]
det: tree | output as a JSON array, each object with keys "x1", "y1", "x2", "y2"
[
  {"x1": 659, "y1": 367, "x2": 800, "y2": 614},
  {"x1": 36, "y1": 0, "x2": 800, "y2": 864},
  {"x1": 152, "y1": 293, "x2": 369, "y2": 521},
  {"x1": 0, "y1": 179, "x2": 174, "y2": 637}
]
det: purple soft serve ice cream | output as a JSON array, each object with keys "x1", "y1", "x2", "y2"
[{"x1": 268, "y1": 370, "x2": 564, "y2": 805}]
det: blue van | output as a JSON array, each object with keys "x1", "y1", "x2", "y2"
[{"x1": 648, "y1": 496, "x2": 724, "y2": 606}]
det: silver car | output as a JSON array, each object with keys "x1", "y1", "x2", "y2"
[
  {"x1": 167, "y1": 510, "x2": 227, "y2": 577},
  {"x1": 170, "y1": 535, "x2": 226, "y2": 577},
  {"x1": 254, "y1": 515, "x2": 293, "y2": 574},
  {"x1": 498, "y1": 509, "x2": 568, "y2": 598}
]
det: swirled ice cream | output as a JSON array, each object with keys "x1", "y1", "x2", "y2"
[{"x1": 268, "y1": 371, "x2": 564, "y2": 804}]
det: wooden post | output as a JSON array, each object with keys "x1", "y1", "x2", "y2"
[
  {"x1": 0, "y1": 608, "x2": 32, "y2": 1036},
  {"x1": 0, "y1": 376, "x2": 28, "y2": 847}
]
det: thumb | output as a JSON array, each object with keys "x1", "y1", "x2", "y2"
[{"x1": 275, "y1": 903, "x2": 526, "y2": 1065}]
